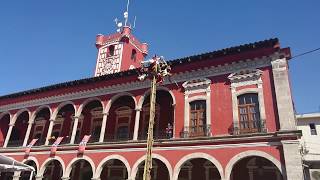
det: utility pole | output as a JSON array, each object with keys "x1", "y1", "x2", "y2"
[{"x1": 138, "y1": 56, "x2": 171, "y2": 180}]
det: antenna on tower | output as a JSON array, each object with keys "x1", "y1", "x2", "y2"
[
  {"x1": 124, "y1": 0, "x2": 130, "y2": 27},
  {"x1": 133, "y1": 16, "x2": 137, "y2": 29}
]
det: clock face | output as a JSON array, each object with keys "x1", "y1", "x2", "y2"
[{"x1": 95, "y1": 44, "x2": 122, "y2": 76}]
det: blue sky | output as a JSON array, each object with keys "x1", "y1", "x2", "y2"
[{"x1": 0, "y1": 1, "x2": 319, "y2": 114}]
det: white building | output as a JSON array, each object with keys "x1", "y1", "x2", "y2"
[{"x1": 297, "y1": 113, "x2": 320, "y2": 180}]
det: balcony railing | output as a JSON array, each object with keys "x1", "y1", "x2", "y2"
[
  {"x1": 232, "y1": 119, "x2": 266, "y2": 135},
  {"x1": 180, "y1": 125, "x2": 211, "y2": 138}
]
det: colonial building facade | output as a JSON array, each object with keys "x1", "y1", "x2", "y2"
[
  {"x1": 297, "y1": 112, "x2": 320, "y2": 180},
  {"x1": 0, "y1": 26, "x2": 303, "y2": 180}
]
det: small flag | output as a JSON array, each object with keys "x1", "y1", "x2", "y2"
[
  {"x1": 78, "y1": 135, "x2": 91, "y2": 154},
  {"x1": 50, "y1": 137, "x2": 64, "y2": 155},
  {"x1": 25, "y1": 139, "x2": 38, "y2": 155}
]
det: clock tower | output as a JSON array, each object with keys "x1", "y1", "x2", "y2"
[{"x1": 94, "y1": 26, "x2": 148, "y2": 76}]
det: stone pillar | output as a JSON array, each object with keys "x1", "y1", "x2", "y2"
[
  {"x1": 133, "y1": 108, "x2": 142, "y2": 140},
  {"x1": 45, "y1": 119, "x2": 55, "y2": 145},
  {"x1": 3, "y1": 123, "x2": 14, "y2": 148},
  {"x1": 70, "y1": 116, "x2": 80, "y2": 144},
  {"x1": 23, "y1": 121, "x2": 34, "y2": 146},
  {"x1": 282, "y1": 140, "x2": 303, "y2": 180},
  {"x1": 271, "y1": 58, "x2": 296, "y2": 130},
  {"x1": 99, "y1": 112, "x2": 108, "y2": 142}
]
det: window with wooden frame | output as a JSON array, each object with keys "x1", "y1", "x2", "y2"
[
  {"x1": 115, "y1": 106, "x2": 132, "y2": 140},
  {"x1": 142, "y1": 103, "x2": 160, "y2": 139},
  {"x1": 237, "y1": 93, "x2": 261, "y2": 133},
  {"x1": 189, "y1": 100, "x2": 206, "y2": 137}
]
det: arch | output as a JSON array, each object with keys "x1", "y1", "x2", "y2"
[
  {"x1": 224, "y1": 150, "x2": 284, "y2": 180},
  {"x1": 131, "y1": 153, "x2": 173, "y2": 180},
  {"x1": 172, "y1": 152, "x2": 224, "y2": 180},
  {"x1": 187, "y1": 95, "x2": 207, "y2": 103},
  {"x1": 0, "y1": 111, "x2": 11, "y2": 120},
  {"x1": 11, "y1": 109, "x2": 31, "y2": 124},
  {"x1": 52, "y1": 101, "x2": 77, "y2": 120},
  {"x1": 38, "y1": 156, "x2": 66, "y2": 177},
  {"x1": 22, "y1": 156, "x2": 40, "y2": 173},
  {"x1": 234, "y1": 88, "x2": 259, "y2": 96},
  {"x1": 64, "y1": 155, "x2": 96, "y2": 178},
  {"x1": 30, "y1": 105, "x2": 52, "y2": 123},
  {"x1": 105, "y1": 92, "x2": 137, "y2": 113},
  {"x1": 137, "y1": 86, "x2": 176, "y2": 109},
  {"x1": 94, "y1": 154, "x2": 131, "y2": 179},
  {"x1": 77, "y1": 97, "x2": 104, "y2": 117}
]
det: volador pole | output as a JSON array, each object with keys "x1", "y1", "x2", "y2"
[{"x1": 143, "y1": 65, "x2": 157, "y2": 180}]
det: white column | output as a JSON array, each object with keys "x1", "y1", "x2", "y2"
[
  {"x1": 70, "y1": 116, "x2": 80, "y2": 144},
  {"x1": 271, "y1": 58, "x2": 296, "y2": 130},
  {"x1": 205, "y1": 89, "x2": 211, "y2": 136},
  {"x1": 282, "y1": 140, "x2": 303, "y2": 180},
  {"x1": 12, "y1": 171, "x2": 21, "y2": 180},
  {"x1": 133, "y1": 108, "x2": 142, "y2": 140},
  {"x1": 99, "y1": 112, "x2": 108, "y2": 142},
  {"x1": 183, "y1": 93, "x2": 189, "y2": 137},
  {"x1": 45, "y1": 119, "x2": 55, "y2": 145},
  {"x1": 23, "y1": 121, "x2": 34, "y2": 146},
  {"x1": 3, "y1": 123, "x2": 14, "y2": 148},
  {"x1": 61, "y1": 177, "x2": 70, "y2": 180},
  {"x1": 230, "y1": 86, "x2": 239, "y2": 134}
]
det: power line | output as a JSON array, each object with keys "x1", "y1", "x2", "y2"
[{"x1": 291, "y1": 47, "x2": 320, "y2": 60}]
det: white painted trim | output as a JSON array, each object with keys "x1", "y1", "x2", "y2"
[
  {"x1": 137, "y1": 86, "x2": 176, "y2": 109},
  {"x1": 11, "y1": 108, "x2": 31, "y2": 124},
  {"x1": 51, "y1": 101, "x2": 76, "y2": 121},
  {"x1": 93, "y1": 154, "x2": 131, "y2": 179},
  {"x1": 224, "y1": 150, "x2": 284, "y2": 180},
  {"x1": 172, "y1": 152, "x2": 224, "y2": 180},
  {"x1": 38, "y1": 156, "x2": 66, "y2": 177},
  {"x1": 130, "y1": 153, "x2": 173, "y2": 180},
  {"x1": 30, "y1": 105, "x2": 52, "y2": 123},
  {"x1": 105, "y1": 92, "x2": 137, "y2": 114},
  {"x1": 77, "y1": 97, "x2": 104, "y2": 117},
  {"x1": 64, "y1": 155, "x2": 96, "y2": 178}
]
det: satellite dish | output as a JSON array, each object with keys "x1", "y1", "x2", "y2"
[{"x1": 117, "y1": 22, "x2": 123, "y2": 28}]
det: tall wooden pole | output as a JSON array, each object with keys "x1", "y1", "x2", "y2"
[{"x1": 143, "y1": 67, "x2": 157, "y2": 180}]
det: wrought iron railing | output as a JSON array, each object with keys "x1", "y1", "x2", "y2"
[
  {"x1": 232, "y1": 119, "x2": 267, "y2": 135},
  {"x1": 180, "y1": 125, "x2": 211, "y2": 138}
]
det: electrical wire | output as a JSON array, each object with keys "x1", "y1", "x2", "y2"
[{"x1": 291, "y1": 47, "x2": 320, "y2": 60}]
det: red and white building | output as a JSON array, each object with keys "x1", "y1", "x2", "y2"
[{"x1": 0, "y1": 25, "x2": 303, "y2": 180}]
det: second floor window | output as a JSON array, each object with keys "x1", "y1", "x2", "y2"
[
  {"x1": 310, "y1": 123, "x2": 317, "y2": 135},
  {"x1": 108, "y1": 45, "x2": 115, "y2": 56},
  {"x1": 237, "y1": 93, "x2": 261, "y2": 133},
  {"x1": 189, "y1": 100, "x2": 206, "y2": 137}
]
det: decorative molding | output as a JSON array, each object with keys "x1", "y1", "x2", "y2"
[
  {"x1": 0, "y1": 56, "x2": 273, "y2": 112},
  {"x1": 228, "y1": 69, "x2": 263, "y2": 88}
]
